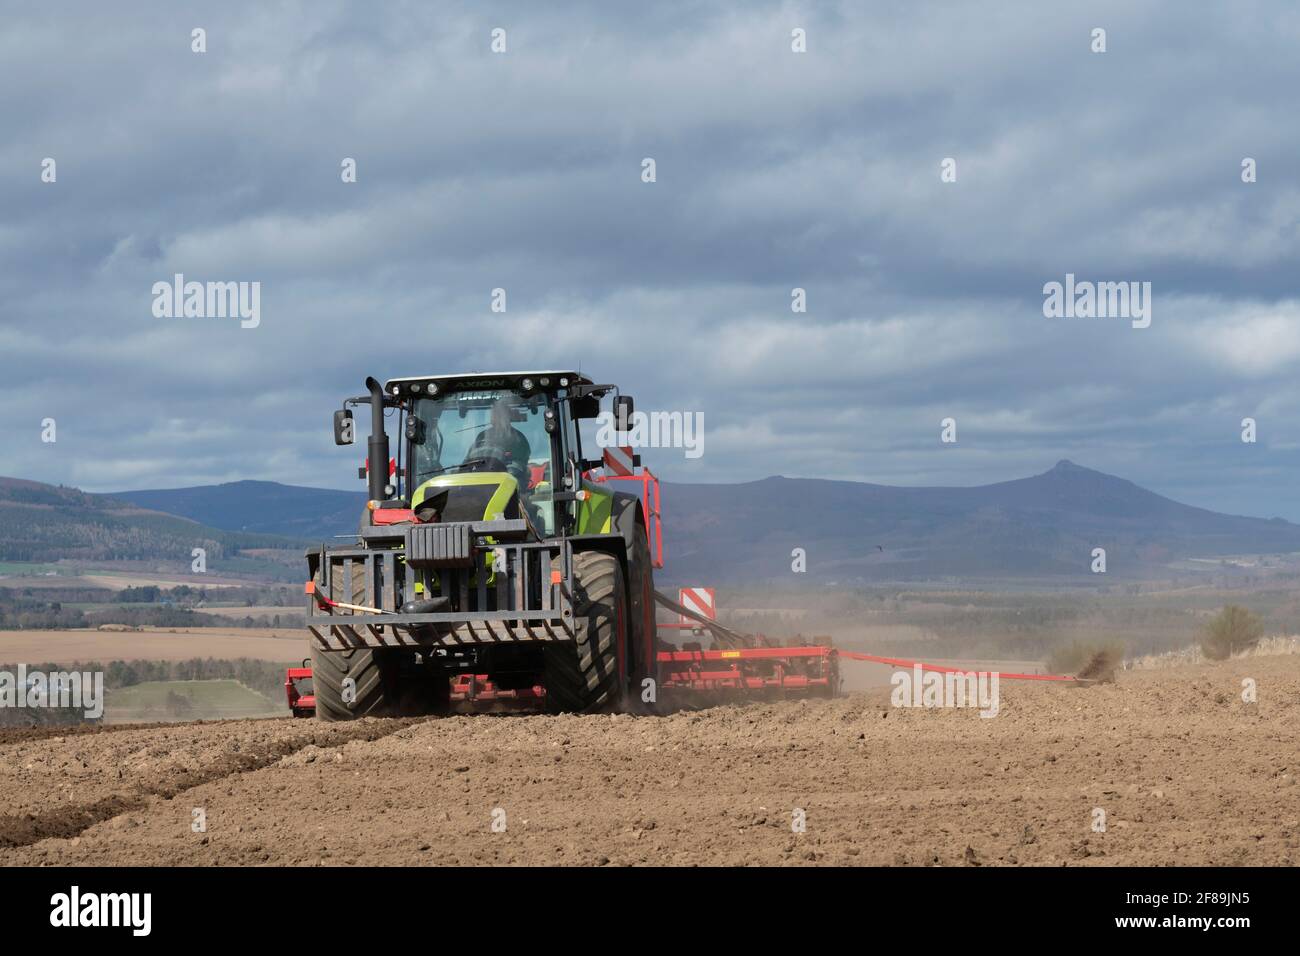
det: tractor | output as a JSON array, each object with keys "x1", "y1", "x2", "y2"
[{"x1": 305, "y1": 372, "x2": 657, "y2": 720}]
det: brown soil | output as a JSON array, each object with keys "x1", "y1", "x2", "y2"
[
  {"x1": 0, "y1": 627, "x2": 310, "y2": 663},
  {"x1": 3, "y1": 655, "x2": 1296, "y2": 866}
]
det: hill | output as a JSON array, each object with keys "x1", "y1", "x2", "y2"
[
  {"x1": 659, "y1": 460, "x2": 1300, "y2": 582},
  {"x1": 114, "y1": 480, "x2": 364, "y2": 540},
  {"x1": 102, "y1": 461, "x2": 1300, "y2": 582},
  {"x1": 0, "y1": 477, "x2": 305, "y2": 579}
]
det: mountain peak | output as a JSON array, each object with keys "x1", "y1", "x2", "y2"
[{"x1": 1043, "y1": 459, "x2": 1105, "y2": 479}]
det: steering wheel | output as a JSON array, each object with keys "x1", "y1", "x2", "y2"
[{"x1": 461, "y1": 454, "x2": 510, "y2": 474}]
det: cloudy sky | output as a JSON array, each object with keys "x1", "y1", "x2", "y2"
[{"x1": 4, "y1": 1, "x2": 1300, "y2": 519}]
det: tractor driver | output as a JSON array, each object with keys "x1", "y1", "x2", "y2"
[{"x1": 467, "y1": 397, "x2": 531, "y2": 489}]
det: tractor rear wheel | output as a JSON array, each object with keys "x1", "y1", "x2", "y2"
[
  {"x1": 626, "y1": 526, "x2": 659, "y2": 711},
  {"x1": 543, "y1": 550, "x2": 627, "y2": 713}
]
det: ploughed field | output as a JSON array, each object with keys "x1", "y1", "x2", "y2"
[{"x1": 2, "y1": 655, "x2": 1296, "y2": 866}]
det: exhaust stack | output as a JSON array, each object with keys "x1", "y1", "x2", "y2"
[{"x1": 365, "y1": 376, "x2": 391, "y2": 502}]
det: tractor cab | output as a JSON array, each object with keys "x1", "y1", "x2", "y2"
[{"x1": 336, "y1": 371, "x2": 633, "y2": 541}]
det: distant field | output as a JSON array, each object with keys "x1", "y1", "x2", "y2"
[
  {"x1": 0, "y1": 562, "x2": 58, "y2": 575},
  {"x1": 0, "y1": 571, "x2": 246, "y2": 590},
  {"x1": 716, "y1": 580, "x2": 1300, "y2": 662},
  {"x1": 106, "y1": 679, "x2": 282, "y2": 723},
  {"x1": 78, "y1": 573, "x2": 243, "y2": 591},
  {"x1": 200, "y1": 605, "x2": 302, "y2": 619},
  {"x1": 0, "y1": 627, "x2": 309, "y2": 664}
]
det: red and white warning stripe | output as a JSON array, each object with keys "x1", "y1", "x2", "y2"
[
  {"x1": 678, "y1": 586, "x2": 715, "y2": 624},
  {"x1": 602, "y1": 445, "x2": 635, "y2": 477}
]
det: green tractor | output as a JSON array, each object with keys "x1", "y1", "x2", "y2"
[{"x1": 306, "y1": 372, "x2": 657, "y2": 719}]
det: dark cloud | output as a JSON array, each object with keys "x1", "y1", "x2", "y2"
[{"x1": 3, "y1": 1, "x2": 1299, "y2": 519}]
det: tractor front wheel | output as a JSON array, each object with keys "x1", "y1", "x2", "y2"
[
  {"x1": 313, "y1": 647, "x2": 451, "y2": 721},
  {"x1": 313, "y1": 646, "x2": 396, "y2": 721},
  {"x1": 313, "y1": 558, "x2": 451, "y2": 721}
]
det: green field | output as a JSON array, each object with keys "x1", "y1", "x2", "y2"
[
  {"x1": 0, "y1": 562, "x2": 60, "y2": 576},
  {"x1": 107, "y1": 679, "x2": 283, "y2": 722}
]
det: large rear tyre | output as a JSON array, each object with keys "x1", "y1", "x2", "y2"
[
  {"x1": 543, "y1": 550, "x2": 627, "y2": 713},
  {"x1": 626, "y1": 526, "x2": 660, "y2": 712}
]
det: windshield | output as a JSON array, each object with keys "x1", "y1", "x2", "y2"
[{"x1": 410, "y1": 389, "x2": 553, "y2": 492}]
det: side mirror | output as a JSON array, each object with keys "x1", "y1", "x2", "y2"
[
  {"x1": 333, "y1": 409, "x2": 354, "y2": 445},
  {"x1": 614, "y1": 395, "x2": 635, "y2": 430}
]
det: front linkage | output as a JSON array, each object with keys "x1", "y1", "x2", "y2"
[{"x1": 305, "y1": 517, "x2": 577, "y2": 650}]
